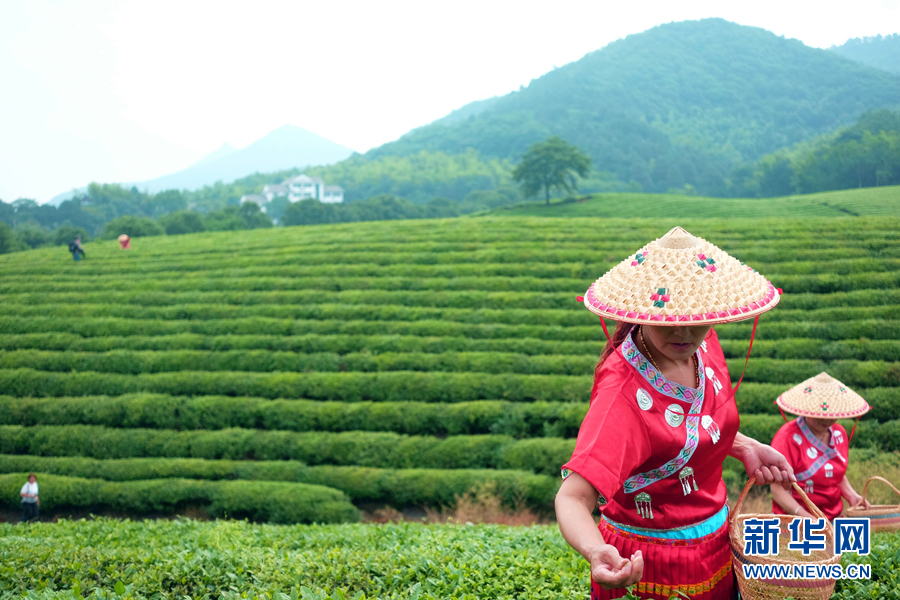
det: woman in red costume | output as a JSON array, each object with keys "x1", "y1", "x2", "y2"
[
  {"x1": 770, "y1": 372, "x2": 870, "y2": 520},
  {"x1": 556, "y1": 226, "x2": 796, "y2": 600}
]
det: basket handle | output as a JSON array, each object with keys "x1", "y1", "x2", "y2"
[
  {"x1": 731, "y1": 476, "x2": 828, "y2": 524},
  {"x1": 853, "y1": 476, "x2": 900, "y2": 510}
]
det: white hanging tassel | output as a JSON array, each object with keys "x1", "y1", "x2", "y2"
[
  {"x1": 679, "y1": 467, "x2": 698, "y2": 495},
  {"x1": 701, "y1": 415, "x2": 721, "y2": 444},
  {"x1": 635, "y1": 492, "x2": 653, "y2": 519}
]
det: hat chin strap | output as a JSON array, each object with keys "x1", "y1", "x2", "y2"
[
  {"x1": 732, "y1": 315, "x2": 759, "y2": 396},
  {"x1": 774, "y1": 401, "x2": 789, "y2": 423},
  {"x1": 598, "y1": 315, "x2": 612, "y2": 345},
  {"x1": 849, "y1": 415, "x2": 861, "y2": 444}
]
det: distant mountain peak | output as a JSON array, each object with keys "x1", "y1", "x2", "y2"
[
  {"x1": 125, "y1": 126, "x2": 353, "y2": 194},
  {"x1": 192, "y1": 143, "x2": 238, "y2": 167}
]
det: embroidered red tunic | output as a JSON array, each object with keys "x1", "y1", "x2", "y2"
[
  {"x1": 770, "y1": 418, "x2": 849, "y2": 520},
  {"x1": 564, "y1": 328, "x2": 739, "y2": 528},
  {"x1": 562, "y1": 328, "x2": 740, "y2": 599}
]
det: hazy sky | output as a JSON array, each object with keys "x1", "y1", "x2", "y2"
[{"x1": 2, "y1": 0, "x2": 899, "y2": 202}]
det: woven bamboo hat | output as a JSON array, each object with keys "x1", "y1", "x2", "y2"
[
  {"x1": 776, "y1": 372, "x2": 870, "y2": 419},
  {"x1": 583, "y1": 226, "x2": 780, "y2": 325}
]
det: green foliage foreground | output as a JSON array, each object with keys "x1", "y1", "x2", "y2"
[{"x1": 0, "y1": 518, "x2": 895, "y2": 599}]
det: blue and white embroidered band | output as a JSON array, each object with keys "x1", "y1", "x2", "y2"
[{"x1": 602, "y1": 504, "x2": 728, "y2": 540}]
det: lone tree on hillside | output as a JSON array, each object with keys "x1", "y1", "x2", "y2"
[{"x1": 512, "y1": 137, "x2": 591, "y2": 205}]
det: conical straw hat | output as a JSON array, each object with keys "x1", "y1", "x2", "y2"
[
  {"x1": 776, "y1": 372, "x2": 870, "y2": 419},
  {"x1": 583, "y1": 226, "x2": 780, "y2": 325}
]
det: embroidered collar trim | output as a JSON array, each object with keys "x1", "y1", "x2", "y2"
[
  {"x1": 798, "y1": 417, "x2": 839, "y2": 457},
  {"x1": 795, "y1": 417, "x2": 844, "y2": 481},
  {"x1": 622, "y1": 349, "x2": 707, "y2": 495},
  {"x1": 620, "y1": 335, "x2": 702, "y2": 402}
]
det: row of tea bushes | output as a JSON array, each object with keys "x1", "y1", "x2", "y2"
[
  {"x1": 3, "y1": 331, "x2": 899, "y2": 363},
  {"x1": 4, "y1": 269, "x2": 900, "y2": 295},
  {"x1": 3, "y1": 252, "x2": 897, "y2": 280},
  {"x1": 0, "y1": 350, "x2": 896, "y2": 387},
  {"x1": 1, "y1": 389, "x2": 898, "y2": 437},
  {"x1": 0, "y1": 472, "x2": 357, "y2": 523},
  {"x1": 5, "y1": 421, "x2": 900, "y2": 472},
  {"x1": 1, "y1": 367, "x2": 896, "y2": 406},
  {"x1": 0, "y1": 455, "x2": 556, "y2": 508},
  {"x1": 0, "y1": 425, "x2": 573, "y2": 475},
  {"x1": 3, "y1": 291, "x2": 900, "y2": 323},
  {"x1": 4, "y1": 243, "x2": 898, "y2": 271},
  {"x1": 0, "y1": 395, "x2": 589, "y2": 437},
  {"x1": 3, "y1": 314, "x2": 900, "y2": 341},
  {"x1": 0, "y1": 368, "x2": 592, "y2": 402},
  {"x1": 3, "y1": 285, "x2": 900, "y2": 314}
]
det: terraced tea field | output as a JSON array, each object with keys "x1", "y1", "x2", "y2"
[
  {"x1": 0, "y1": 215, "x2": 899, "y2": 598},
  {"x1": 0, "y1": 215, "x2": 898, "y2": 522}
]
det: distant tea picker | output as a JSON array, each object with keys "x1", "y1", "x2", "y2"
[
  {"x1": 20, "y1": 473, "x2": 39, "y2": 523},
  {"x1": 555, "y1": 226, "x2": 793, "y2": 600},
  {"x1": 770, "y1": 372, "x2": 871, "y2": 520},
  {"x1": 68, "y1": 236, "x2": 85, "y2": 261}
]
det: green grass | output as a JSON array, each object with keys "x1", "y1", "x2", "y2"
[
  {"x1": 0, "y1": 518, "x2": 895, "y2": 599},
  {"x1": 483, "y1": 185, "x2": 900, "y2": 218}
]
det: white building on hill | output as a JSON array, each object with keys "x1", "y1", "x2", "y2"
[
  {"x1": 257, "y1": 175, "x2": 344, "y2": 204},
  {"x1": 261, "y1": 184, "x2": 288, "y2": 202},
  {"x1": 245, "y1": 174, "x2": 344, "y2": 211}
]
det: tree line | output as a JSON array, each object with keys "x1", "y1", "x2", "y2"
[
  {"x1": 0, "y1": 184, "x2": 527, "y2": 254},
  {"x1": 729, "y1": 109, "x2": 900, "y2": 197}
]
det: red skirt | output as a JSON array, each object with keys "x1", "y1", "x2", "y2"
[{"x1": 592, "y1": 515, "x2": 735, "y2": 600}]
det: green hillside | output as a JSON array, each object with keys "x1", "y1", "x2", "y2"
[
  {"x1": 1, "y1": 216, "x2": 899, "y2": 525},
  {"x1": 831, "y1": 34, "x2": 900, "y2": 75},
  {"x1": 484, "y1": 185, "x2": 900, "y2": 218},
  {"x1": 366, "y1": 19, "x2": 900, "y2": 195}
]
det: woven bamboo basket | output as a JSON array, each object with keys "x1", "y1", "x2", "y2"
[
  {"x1": 730, "y1": 477, "x2": 839, "y2": 600},
  {"x1": 846, "y1": 476, "x2": 900, "y2": 533}
]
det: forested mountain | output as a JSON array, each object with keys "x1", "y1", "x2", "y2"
[
  {"x1": 831, "y1": 34, "x2": 900, "y2": 75},
  {"x1": 366, "y1": 19, "x2": 900, "y2": 195}
]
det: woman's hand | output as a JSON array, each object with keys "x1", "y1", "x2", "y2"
[
  {"x1": 590, "y1": 545, "x2": 644, "y2": 590},
  {"x1": 846, "y1": 491, "x2": 871, "y2": 510},
  {"x1": 731, "y1": 433, "x2": 795, "y2": 490},
  {"x1": 839, "y1": 477, "x2": 870, "y2": 509}
]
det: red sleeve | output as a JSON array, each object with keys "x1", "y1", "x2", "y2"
[{"x1": 562, "y1": 378, "x2": 649, "y2": 502}]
